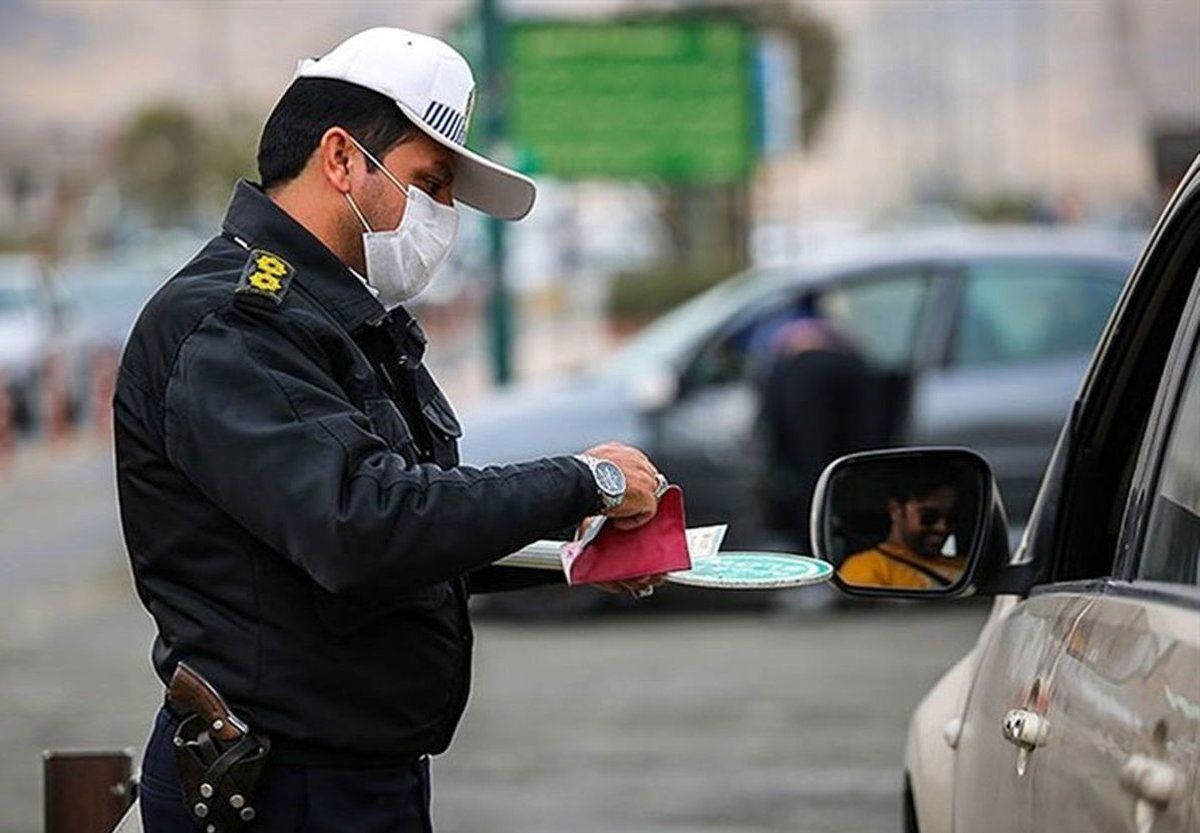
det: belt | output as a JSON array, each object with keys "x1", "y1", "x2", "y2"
[{"x1": 162, "y1": 702, "x2": 424, "y2": 770}]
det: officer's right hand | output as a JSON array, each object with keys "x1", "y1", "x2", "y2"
[{"x1": 581, "y1": 442, "x2": 661, "y2": 530}]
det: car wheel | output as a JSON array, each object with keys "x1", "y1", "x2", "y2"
[{"x1": 903, "y1": 774, "x2": 920, "y2": 833}]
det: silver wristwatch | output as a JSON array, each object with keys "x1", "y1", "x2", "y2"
[{"x1": 573, "y1": 454, "x2": 626, "y2": 511}]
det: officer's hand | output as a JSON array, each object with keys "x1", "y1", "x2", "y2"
[
  {"x1": 594, "y1": 573, "x2": 668, "y2": 598},
  {"x1": 581, "y1": 442, "x2": 661, "y2": 530}
]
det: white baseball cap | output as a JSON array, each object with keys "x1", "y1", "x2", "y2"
[{"x1": 295, "y1": 27, "x2": 536, "y2": 221}]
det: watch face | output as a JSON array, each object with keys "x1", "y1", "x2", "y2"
[{"x1": 594, "y1": 460, "x2": 626, "y2": 496}]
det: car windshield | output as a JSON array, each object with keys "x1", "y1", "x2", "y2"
[{"x1": 599, "y1": 269, "x2": 788, "y2": 379}]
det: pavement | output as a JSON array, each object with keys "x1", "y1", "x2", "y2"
[{"x1": 0, "y1": 438, "x2": 988, "y2": 833}]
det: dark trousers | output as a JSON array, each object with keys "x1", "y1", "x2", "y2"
[{"x1": 139, "y1": 708, "x2": 433, "y2": 832}]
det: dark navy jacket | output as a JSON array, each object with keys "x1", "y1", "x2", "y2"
[{"x1": 115, "y1": 181, "x2": 596, "y2": 764}]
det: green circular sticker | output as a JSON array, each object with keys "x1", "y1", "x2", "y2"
[{"x1": 668, "y1": 552, "x2": 834, "y2": 590}]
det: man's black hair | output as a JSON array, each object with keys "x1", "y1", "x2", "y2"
[
  {"x1": 257, "y1": 78, "x2": 421, "y2": 190},
  {"x1": 885, "y1": 463, "x2": 958, "y2": 503}
]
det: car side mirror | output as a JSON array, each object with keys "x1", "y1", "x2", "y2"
[{"x1": 810, "y1": 447, "x2": 1010, "y2": 598}]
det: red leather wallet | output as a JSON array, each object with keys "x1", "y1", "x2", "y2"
[{"x1": 561, "y1": 485, "x2": 692, "y2": 585}]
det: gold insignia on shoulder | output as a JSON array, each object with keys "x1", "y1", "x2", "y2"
[{"x1": 236, "y1": 250, "x2": 294, "y2": 305}]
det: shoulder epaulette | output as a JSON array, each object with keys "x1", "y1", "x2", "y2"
[{"x1": 234, "y1": 249, "x2": 294, "y2": 305}]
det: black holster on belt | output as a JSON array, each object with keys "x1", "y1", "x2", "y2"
[{"x1": 165, "y1": 662, "x2": 271, "y2": 831}]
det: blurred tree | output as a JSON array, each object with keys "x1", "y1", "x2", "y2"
[
  {"x1": 114, "y1": 101, "x2": 259, "y2": 228},
  {"x1": 710, "y1": 0, "x2": 840, "y2": 150},
  {"x1": 636, "y1": 2, "x2": 840, "y2": 320},
  {"x1": 115, "y1": 103, "x2": 204, "y2": 227},
  {"x1": 197, "y1": 104, "x2": 262, "y2": 211}
]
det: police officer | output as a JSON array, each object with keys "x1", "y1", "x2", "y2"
[{"x1": 116, "y1": 27, "x2": 665, "y2": 832}]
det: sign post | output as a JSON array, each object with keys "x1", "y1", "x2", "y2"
[{"x1": 480, "y1": 0, "x2": 513, "y2": 385}]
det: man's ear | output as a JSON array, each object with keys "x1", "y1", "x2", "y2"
[
  {"x1": 317, "y1": 127, "x2": 355, "y2": 194},
  {"x1": 886, "y1": 498, "x2": 902, "y2": 524}
]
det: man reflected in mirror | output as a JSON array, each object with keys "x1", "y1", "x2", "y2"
[{"x1": 838, "y1": 466, "x2": 967, "y2": 589}]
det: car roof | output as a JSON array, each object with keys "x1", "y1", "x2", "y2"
[{"x1": 754, "y1": 225, "x2": 1144, "y2": 290}]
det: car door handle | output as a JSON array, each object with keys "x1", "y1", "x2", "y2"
[
  {"x1": 1002, "y1": 708, "x2": 1048, "y2": 776},
  {"x1": 1120, "y1": 755, "x2": 1183, "y2": 833},
  {"x1": 1119, "y1": 754, "x2": 1182, "y2": 806},
  {"x1": 1002, "y1": 708, "x2": 1049, "y2": 750}
]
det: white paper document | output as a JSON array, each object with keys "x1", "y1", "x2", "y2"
[{"x1": 497, "y1": 524, "x2": 729, "y2": 572}]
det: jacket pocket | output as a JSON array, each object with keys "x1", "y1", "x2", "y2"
[
  {"x1": 416, "y1": 372, "x2": 463, "y2": 442},
  {"x1": 362, "y1": 397, "x2": 417, "y2": 460}
]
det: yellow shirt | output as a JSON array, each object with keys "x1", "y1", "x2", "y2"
[{"x1": 838, "y1": 543, "x2": 965, "y2": 589}]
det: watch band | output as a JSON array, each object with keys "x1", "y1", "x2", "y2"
[{"x1": 573, "y1": 454, "x2": 625, "y2": 511}]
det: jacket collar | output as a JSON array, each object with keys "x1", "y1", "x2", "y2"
[{"x1": 221, "y1": 179, "x2": 388, "y2": 333}]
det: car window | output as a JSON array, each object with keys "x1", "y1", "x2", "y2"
[
  {"x1": 678, "y1": 293, "x2": 798, "y2": 389},
  {"x1": 601, "y1": 269, "x2": 784, "y2": 380},
  {"x1": 816, "y1": 272, "x2": 930, "y2": 371},
  {"x1": 680, "y1": 271, "x2": 931, "y2": 390},
  {"x1": 1138, "y1": 338, "x2": 1200, "y2": 585},
  {"x1": 952, "y1": 260, "x2": 1124, "y2": 368}
]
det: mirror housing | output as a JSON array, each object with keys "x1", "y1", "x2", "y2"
[{"x1": 810, "y1": 447, "x2": 1011, "y2": 599}]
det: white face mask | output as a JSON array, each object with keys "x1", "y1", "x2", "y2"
[{"x1": 343, "y1": 135, "x2": 460, "y2": 309}]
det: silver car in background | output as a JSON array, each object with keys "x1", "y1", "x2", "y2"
[{"x1": 461, "y1": 227, "x2": 1141, "y2": 555}]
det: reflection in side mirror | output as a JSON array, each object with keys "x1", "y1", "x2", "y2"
[{"x1": 811, "y1": 448, "x2": 999, "y2": 597}]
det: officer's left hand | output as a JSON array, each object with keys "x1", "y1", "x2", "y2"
[{"x1": 593, "y1": 573, "x2": 668, "y2": 598}]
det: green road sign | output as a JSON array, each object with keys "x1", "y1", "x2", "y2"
[{"x1": 508, "y1": 18, "x2": 756, "y2": 183}]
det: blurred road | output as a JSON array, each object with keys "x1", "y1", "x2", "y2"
[{"x1": 0, "y1": 440, "x2": 987, "y2": 833}]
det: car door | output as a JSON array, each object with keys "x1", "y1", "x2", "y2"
[
  {"x1": 908, "y1": 258, "x2": 1127, "y2": 522},
  {"x1": 949, "y1": 590, "x2": 1095, "y2": 833},
  {"x1": 952, "y1": 170, "x2": 1200, "y2": 833},
  {"x1": 652, "y1": 267, "x2": 935, "y2": 548},
  {"x1": 1028, "y1": 281, "x2": 1200, "y2": 833}
]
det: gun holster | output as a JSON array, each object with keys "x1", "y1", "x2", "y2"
[{"x1": 166, "y1": 663, "x2": 271, "y2": 832}]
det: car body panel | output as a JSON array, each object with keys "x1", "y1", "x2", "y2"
[
  {"x1": 650, "y1": 380, "x2": 768, "y2": 541},
  {"x1": 950, "y1": 593, "x2": 1099, "y2": 833},
  {"x1": 1029, "y1": 589, "x2": 1198, "y2": 832}
]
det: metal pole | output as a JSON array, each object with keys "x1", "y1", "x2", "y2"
[{"x1": 481, "y1": 0, "x2": 513, "y2": 385}]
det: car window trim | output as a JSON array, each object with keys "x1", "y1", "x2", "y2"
[
  {"x1": 1047, "y1": 172, "x2": 1200, "y2": 586},
  {"x1": 1113, "y1": 268, "x2": 1200, "y2": 581},
  {"x1": 913, "y1": 265, "x2": 962, "y2": 370}
]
